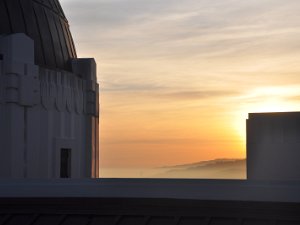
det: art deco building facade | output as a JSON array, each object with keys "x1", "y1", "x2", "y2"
[{"x1": 0, "y1": 0, "x2": 99, "y2": 178}]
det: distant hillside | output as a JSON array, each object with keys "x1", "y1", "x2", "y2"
[{"x1": 154, "y1": 159, "x2": 246, "y2": 179}]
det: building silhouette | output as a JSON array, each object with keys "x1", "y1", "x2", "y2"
[
  {"x1": 247, "y1": 112, "x2": 300, "y2": 180},
  {"x1": 0, "y1": 0, "x2": 99, "y2": 178}
]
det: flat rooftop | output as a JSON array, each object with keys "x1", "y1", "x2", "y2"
[
  {"x1": 0, "y1": 179, "x2": 300, "y2": 225},
  {"x1": 249, "y1": 111, "x2": 300, "y2": 119},
  {"x1": 0, "y1": 179, "x2": 300, "y2": 203}
]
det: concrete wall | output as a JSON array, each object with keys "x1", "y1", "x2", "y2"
[
  {"x1": 247, "y1": 112, "x2": 300, "y2": 180},
  {"x1": 0, "y1": 34, "x2": 99, "y2": 178}
]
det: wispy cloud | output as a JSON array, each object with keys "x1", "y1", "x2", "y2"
[
  {"x1": 61, "y1": 0, "x2": 300, "y2": 89},
  {"x1": 155, "y1": 90, "x2": 240, "y2": 100}
]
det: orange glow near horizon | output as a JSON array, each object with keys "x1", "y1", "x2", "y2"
[
  {"x1": 99, "y1": 85, "x2": 300, "y2": 170},
  {"x1": 99, "y1": 91, "x2": 246, "y2": 169}
]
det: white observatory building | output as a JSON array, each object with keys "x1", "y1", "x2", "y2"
[{"x1": 0, "y1": 0, "x2": 99, "y2": 178}]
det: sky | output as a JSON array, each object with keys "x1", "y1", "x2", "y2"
[{"x1": 60, "y1": 0, "x2": 300, "y2": 176}]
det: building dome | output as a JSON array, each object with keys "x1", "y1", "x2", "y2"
[{"x1": 0, "y1": 0, "x2": 77, "y2": 71}]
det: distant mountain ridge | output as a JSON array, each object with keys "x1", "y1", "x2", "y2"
[
  {"x1": 162, "y1": 158, "x2": 245, "y2": 169},
  {"x1": 155, "y1": 158, "x2": 246, "y2": 179}
]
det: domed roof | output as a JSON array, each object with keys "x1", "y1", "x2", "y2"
[{"x1": 0, "y1": 0, "x2": 77, "y2": 71}]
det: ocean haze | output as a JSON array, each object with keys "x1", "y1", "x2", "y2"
[{"x1": 101, "y1": 158, "x2": 246, "y2": 179}]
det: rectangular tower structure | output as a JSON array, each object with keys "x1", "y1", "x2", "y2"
[{"x1": 247, "y1": 112, "x2": 300, "y2": 180}]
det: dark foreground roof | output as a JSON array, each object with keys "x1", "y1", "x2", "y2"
[
  {"x1": 0, "y1": 198, "x2": 300, "y2": 225},
  {"x1": 0, "y1": 179, "x2": 300, "y2": 224},
  {"x1": 0, "y1": 0, "x2": 77, "y2": 71}
]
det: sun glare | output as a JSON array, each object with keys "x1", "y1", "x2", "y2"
[
  {"x1": 232, "y1": 86, "x2": 300, "y2": 149},
  {"x1": 248, "y1": 99, "x2": 296, "y2": 113},
  {"x1": 244, "y1": 86, "x2": 300, "y2": 113}
]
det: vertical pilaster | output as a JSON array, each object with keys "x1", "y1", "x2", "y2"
[
  {"x1": 71, "y1": 58, "x2": 100, "y2": 178},
  {"x1": 0, "y1": 33, "x2": 39, "y2": 178}
]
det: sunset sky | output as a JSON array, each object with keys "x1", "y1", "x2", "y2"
[{"x1": 61, "y1": 0, "x2": 300, "y2": 176}]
